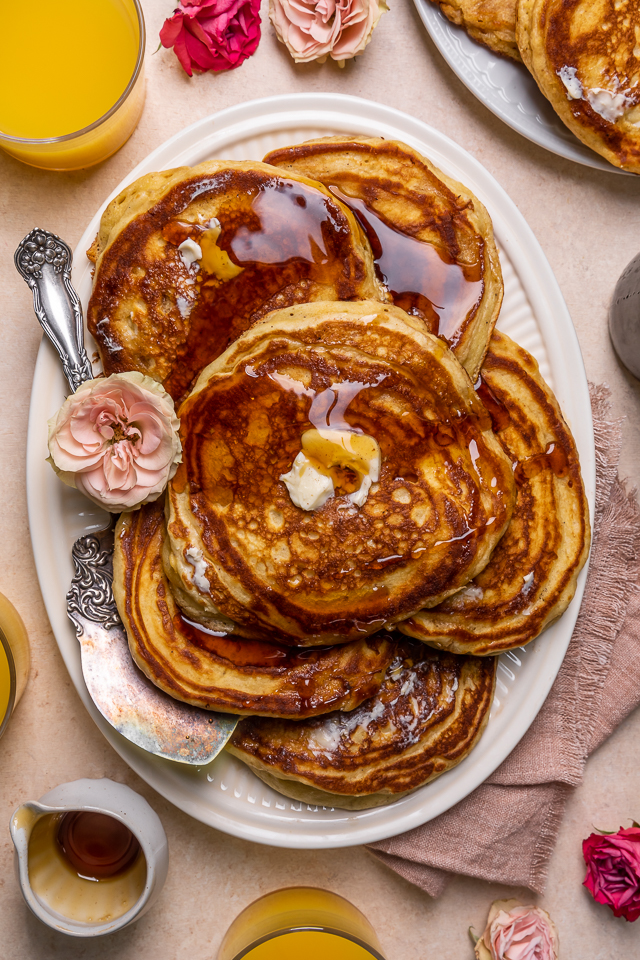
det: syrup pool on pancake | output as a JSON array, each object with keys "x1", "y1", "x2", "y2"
[
  {"x1": 88, "y1": 162, "x2": 381, "y2": 404},
  {"x1": 263, "y1": 136, "x2": 503, "y2": 380},
  {"x1": 328, "y1": 184, "x2": 484, "y2": 343},
  {"x1": 161, "y1": 179, "x2": 350, "y2": 399}
]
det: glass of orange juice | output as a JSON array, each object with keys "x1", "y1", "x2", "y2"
[
  {"x1": 0, "y1": 0, "x2": 145, "y2": 171},
  {"x1": 217, "y1": 888, "x2": 386, "y2": 960},
  {"x1": 0, "y1": 594, "x2": 30, "y2": 739}
]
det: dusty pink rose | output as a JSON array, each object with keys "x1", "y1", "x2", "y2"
[
  {"x1": 474, "y1": 900, "x2": 558, "y2": 960},
  {"x1": 583, "y1": 826, "x2": 640, "y2": 921},
  {"x1": 269, "y1": 0, "x2": 388, "y2": 64},
  {"x1": 160, "y1": 0, "x2": 261, "y2": 76},
  {"x1": 47, "y1": 372, "x2": 182, "y2": 513}
]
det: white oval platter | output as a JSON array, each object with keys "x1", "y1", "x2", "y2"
[
  {"x1": 27, "y1": 93, "x2": 595, "y2": 848},
  {"x1": 413, "y1": 0, "x2": 630, "y2": 174}
]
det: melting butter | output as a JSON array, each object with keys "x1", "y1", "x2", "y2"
[
  {"x1": 280, "y1": 452, "x2": 334, "y2": 511},
  {"x1": 178, "y1": 237, "x2": 202, "y2": 267},
  {"x1": 280, "y1": 429, "x2": 381, "y2": 512},
  {"x1": 199, "y1": 219, "x2": 243, "y2": 280}
]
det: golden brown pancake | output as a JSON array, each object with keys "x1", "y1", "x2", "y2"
[
  {"x1": 166, "y1": 300, "x2": 516, "y2": 645},
  {"x1": 227, "y1": 638, "x2": 496, "y2": 809},
  {"x1": 399, "y1": 329, "x2": 591, "y2": 655},
  {"x1": 263, "y1": 136, "x2": 503, "y2": 381},
  {"x1": 87, "y1": 160, "x2": 383, "y2": 402},
  {"x1": 430, "y1": 0, "x2": 520, "y2": 61},
  {"x1": 517, "y1": 0, "x2": 640, "y2": 173},
  {"x1": 113, "y1": 500, "x2": 397, "y2": 717}
]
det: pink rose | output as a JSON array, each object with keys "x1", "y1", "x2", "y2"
[
  {"x1": 583, "y1": 826, "x2": 640, "y2": 921},
  {"x1": 160, "y1": 0, "x2": 261, "y2": 76},
  {"x1": 47, "y1": 372, "x2": 182, "y2": 513},
  {"x1": 474, "y1": 900, "x2": 558, "y2": 960},
  {"x1": 269, "y1": 0, "x2": 388, "y2": 64}
]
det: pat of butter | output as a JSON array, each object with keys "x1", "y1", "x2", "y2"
[
  {"x1": 280, "y1": 452, "x2": 334, "y2": 511},
  {"x1": 280, "y1": 429, "x2": 381, "y2": 512},
  {"x1": 185, "y1": 546, "x2": 210, "y2": 593},
  {"x1": 586, "y1": 87, "x2": 630, "y2": 123},
  {"x1": 557, "y1": 65, "x2": 583, "y2": 100},
  {"x1": 178, "y1": 238, "x2": 202, "y2": 266},
  {"x1": 199, "y1": 218, "x2": 244, "y2": 280}
]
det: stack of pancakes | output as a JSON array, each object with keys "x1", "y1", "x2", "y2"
[
  {"x1": 429, "y1": 0, "x2": 640, "y2": 173},
  {"x1": 92, "y1": 136, "x2": 589, "y2": 809}
]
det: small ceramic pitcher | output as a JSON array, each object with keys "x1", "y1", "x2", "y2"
[{"x1": 10, "y1": 777, "x2": 169, "y2": 937}]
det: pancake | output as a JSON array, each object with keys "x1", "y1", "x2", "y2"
[
  {"x1": 516, "y1": 0, "x2": 640, "y2": 173},
  {"x1": 87, "y1": 159, "x2": 383, "y2": 402},
  {"x1": 113, "y1": 500, "x2": 397, "y2": 717},
  {"x1": 227, "y1": 638, "x2": 496, "y2": 809},
  {"x1": 399, "y1": 329, "x2": 591, "y2": 655},
  {"x1": 165, "y1": 300, "x2": 516, "y2": 645},
  {"x1": 430, "y1": 0, "x2": 519, "y2": 61},
  {"x1": 263, "y1": 136, "x2": 503, "y2": 381}
]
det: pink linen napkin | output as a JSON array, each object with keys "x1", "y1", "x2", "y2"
[{"x1": 368, "y1": 385, "x2": 640, "y2": 896}]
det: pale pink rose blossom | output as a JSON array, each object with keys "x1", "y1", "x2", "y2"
[
  {"x1": 269, "y1": 0, "x2": 388, "y2": 64},
  {"x1": 475, "y1": 900, "x2": 558, "y2": 960},
  {"x1": 47, "y1": 372, "x2": 182, "y2": 513}
]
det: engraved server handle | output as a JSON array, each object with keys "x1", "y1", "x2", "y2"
[{"x1": 15, "y1": 228, "x2": 93, "y2": 393}]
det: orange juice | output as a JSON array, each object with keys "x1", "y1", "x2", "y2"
[
  {"x1": 0, "y1": 0, "x2": 145, "y2": 170},
  {"x1": 238, "y1": 931, "x2": 382, "y2": 959},
  {"x1": 0, "y1": 639, "x2": 13, "y2": 737},
  {"x1": 0, "y1": 594, "x2": 30, "y2": 738},
  {"x1": 217, "y1": 888, "x2": 386, "y2": 960}
]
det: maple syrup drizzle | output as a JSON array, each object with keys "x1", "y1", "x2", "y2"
[
  {"x1": 161, "y1": 219, "x2": 198, "y2": 246},
  {"x1": 176, "y1": 615, "x2": 375, "y2": 712},
  {"x1": 187, "y1": 358, "x2": 496, "y2": 510},
  {"x1": 162, "y1": 178, "x2": 349, "y2": 400},
  {"x1": 328, "y1": 185, "x2": 484, "y2": 343},
  {"x1": 56, "y1": 812, "x2": 141, "y2": 881},
  {"x1": 177, "y1": 614, "x2": 323, "y2": 666},
  {"x1": 514, "y1": 442, "x2": 570, "y2": 485},
  {"x1": 474, "y1": 375, "x2": 511, "y2": 432},
  {"x1": 268, "y1": 369, "x2": 386, "y2": 432}
]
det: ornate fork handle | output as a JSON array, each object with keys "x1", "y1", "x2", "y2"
[{"x1": 15, "y1": 228, "x2": 93, "y2": 393}]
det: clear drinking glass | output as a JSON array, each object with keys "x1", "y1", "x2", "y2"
[
  {"x1": 0, "y1": 594, "x2": 30, "y2": 739},
  {"x1": 0, "y1": 0, "x2": 145, "y2": 171},
  {"x1": 217, "y1": 888, "x2": 386, "y2": 960}
]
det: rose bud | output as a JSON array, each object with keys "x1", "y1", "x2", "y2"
[
  {"x1": 47, "y1": 372, "x2": 182, "y2": 513},
  {"x1": 160, "y1": 0, "x2": 261, "y2": 76},
  {"x1": 474, "y1": 899, "x2": 558, "y2": 960},
  {"x1": 583, "y1": 825, "x2": 640, "y2": 922},
  {"x1": 269, "y1": 0, "x2": 388, "y2": 65}
]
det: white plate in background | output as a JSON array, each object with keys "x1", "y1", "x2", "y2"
[
  {"x1": 413, "y1": 0, "x2": 629, "y2": 174},
  {"x1": 27, "y1": 94, "x2": 595, "y2": 848}
]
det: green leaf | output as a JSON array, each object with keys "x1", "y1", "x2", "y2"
[{"x1": 468, "y1": 926, "x2": 479, "y2": 945}]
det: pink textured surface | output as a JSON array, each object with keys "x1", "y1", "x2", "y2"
[{"x1": 2, "y1": 1, "x2": 640, "y2": 956}]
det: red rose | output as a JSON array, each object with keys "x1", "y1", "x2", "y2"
[
  {"x1": 583, "y1": 826, "x2": 640, "y2": 921},
  {"x1": 160, "y1": 0, "x2": 261, "y2": 76}
]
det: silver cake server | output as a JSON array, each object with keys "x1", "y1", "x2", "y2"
[{"x1": 15, "y1": 227, "x2": 238, "y2": 764}]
